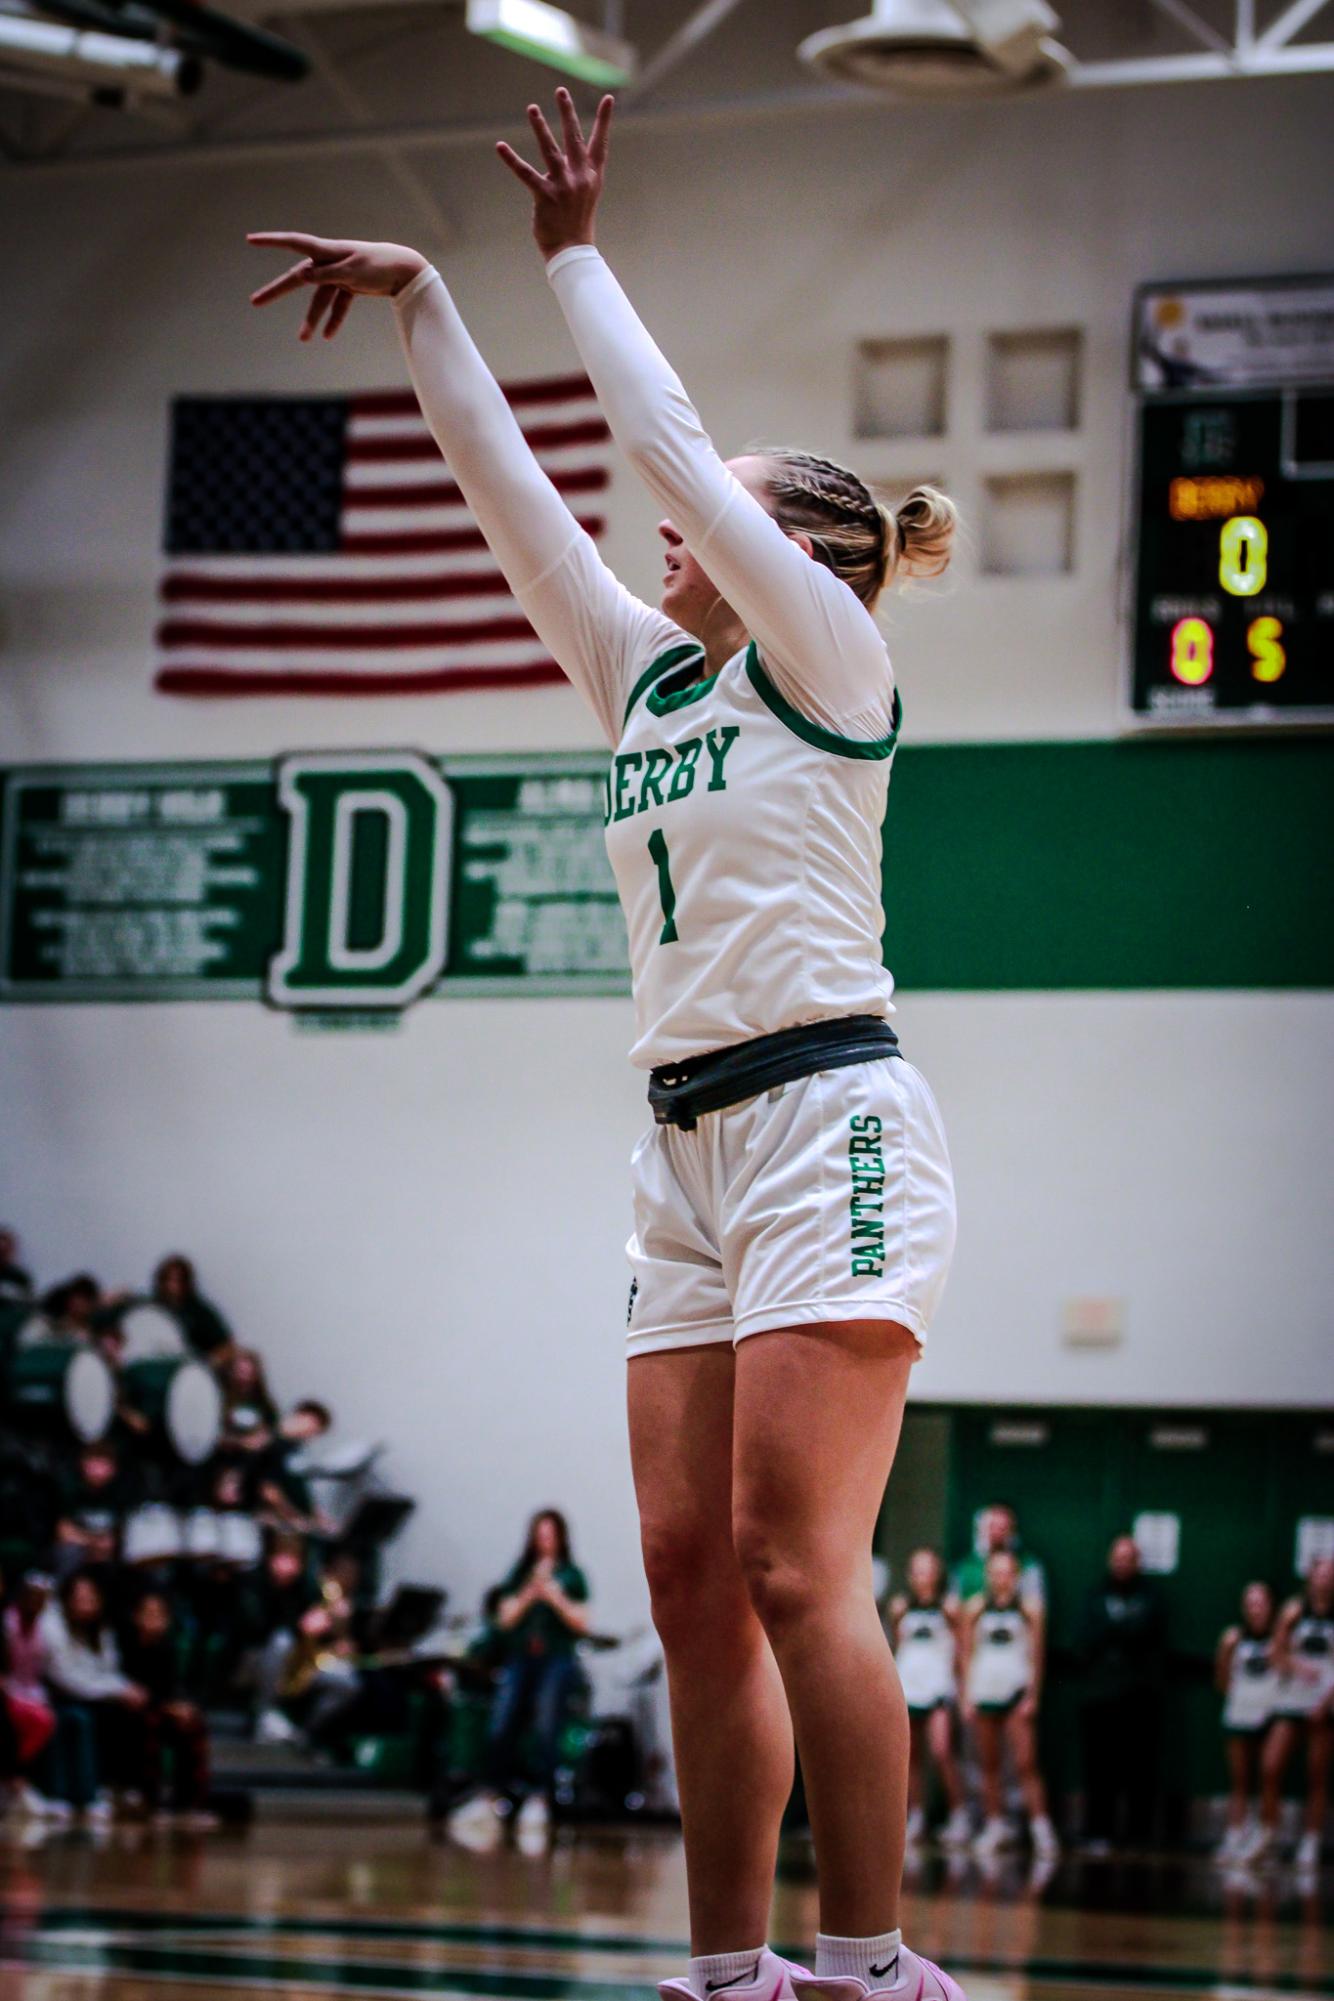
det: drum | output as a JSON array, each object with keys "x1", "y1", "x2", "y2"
[
  {"x1": 118, "y1": 1301, "x2": 186, "y2": 1364},
  {"x1": 6, "y1": 1338, "x2": 114, "y2": 1443},
  {"x1": 123, "y1": 1356, "x2": 222, "y2": 1464}
]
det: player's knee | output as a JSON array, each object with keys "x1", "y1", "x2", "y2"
[
  {"x1": 731, "y1": 1518, "x2": 822, "y2": 1641},
  {"x1": 639, "y1": 1519, "x2": 729, "y2": 1641}
]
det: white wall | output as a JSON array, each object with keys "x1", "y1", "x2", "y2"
[{"x1": 2, "y1": 71, "x2": 1332, "y2": 1626}]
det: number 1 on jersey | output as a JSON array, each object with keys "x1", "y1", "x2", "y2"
[{"x1": 647, "y1": 828, "x2": 679, "y2": 944}]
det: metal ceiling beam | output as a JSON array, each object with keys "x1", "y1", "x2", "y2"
[
  {"x1": 10, "y1": 37, "x2": 1334, "y2": 177},
  {"x1": 1145, "y1": 0, "x2": 1233, "y2": 53},
  {"x1": 1257, "y1": 0, "x2": 1330, "y2": 45},
  {"x1": 621, "y1": 0, "x2": 749, "y2": 105}
]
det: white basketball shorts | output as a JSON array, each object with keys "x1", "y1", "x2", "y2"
[{"x1": 625, "y1": 1056, "x2": 956, "y2": 1358}]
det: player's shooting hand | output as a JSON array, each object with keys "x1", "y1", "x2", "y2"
[
  {"x1": 496, "y1": 88, "x2": 614, "y2": 261},
  {"x1": 247, "y1": 233, "x2": 428, "y2": 341}
]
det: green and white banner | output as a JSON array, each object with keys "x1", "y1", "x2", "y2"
[{"x1": 1, "y1": 738, "x2": 1329, "y2": 1008}]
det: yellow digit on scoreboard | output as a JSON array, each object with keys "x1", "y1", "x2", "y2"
[
  {"x1": 1219, "y1": 515, "x2": 1268, "y2": 597},
  {"x1": 1169, "y1": 616, "x2": 1214, "y2": 686},
  {"x1": 1247, "y1": 615, "x2": 1286, "y2": 684}
]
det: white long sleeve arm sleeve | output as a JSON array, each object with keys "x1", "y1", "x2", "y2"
[
  {"x1": 546, "y1": 246, "x2": 897, "y2": 741},
  {"x1": 392, "y1": 264, "x2": 677, "y2": 746}
]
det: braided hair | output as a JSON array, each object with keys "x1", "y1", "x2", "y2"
[{"x1": 760, "y1": 450, "x2": 956, "y2": 612}]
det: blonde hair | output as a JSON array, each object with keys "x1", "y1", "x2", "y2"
[{"x1": 760, "y1": 449, "x2": 957, "y2": 612}]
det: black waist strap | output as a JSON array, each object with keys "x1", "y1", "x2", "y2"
[{"x1": 648, "y1": 1015, "x2": 901, "y2": 1130}]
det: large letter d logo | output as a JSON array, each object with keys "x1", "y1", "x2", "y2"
[{"x1": 268, "y1": 752, "x2": 451, "y2": 1010}]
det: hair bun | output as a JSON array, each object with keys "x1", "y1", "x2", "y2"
[{"x1": 887, "y1": 485, "x2": 957, "y2": 585}]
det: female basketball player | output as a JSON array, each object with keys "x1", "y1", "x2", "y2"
[
  {"x1": 888, "y1": 1550, "x2": 969, "y2": 1848},
  {"x1": 250, "y1": 86, "x2": 961, "y2": 2001},
  {"x1": 961, "y1": 1549, "x2": 1059, "y2": 1860},
  {"x1": 1255, "y1": 1556, "x2": 1334, "y2": 1868},
  {"x1": 1214, "y1": 1580, "x2": 1277, "y2": 1861}
]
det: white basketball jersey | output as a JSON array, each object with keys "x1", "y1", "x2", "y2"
[{"x1": 604, "y1": 638, "x2": 899, "y2": 1070}]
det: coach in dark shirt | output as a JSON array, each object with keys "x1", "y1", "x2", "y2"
[{"x1": 1081, "y1": 1535, "x2": 1166, "y2": 1849}]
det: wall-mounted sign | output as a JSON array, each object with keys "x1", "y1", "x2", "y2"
[{"x1": 0, "y1": 752, "x2": 627, "y2": 1009}]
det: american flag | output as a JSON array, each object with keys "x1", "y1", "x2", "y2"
[{"x1": 155, "y1": 376, "x2": 611, "y2": 696}]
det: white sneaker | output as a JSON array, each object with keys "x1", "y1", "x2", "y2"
[
  {"x1": 516, "y1": 1793, "x2": 550, "y2": 1843},
  {"x1": 905, "y1": 1806, "x2": 926, "y2": 1845},
  {"x1": 1030, "y1": 1814, "x2": 1060, "y2": 1861},
  {"x1": 1294, "y1": 1830, "x2": 1320, "y2": 1869},
  {"x1": 447, "y1": 1789, "x2": 506, "y2": 1850},
  {"x1": 17, "y1": 1785, "x2": 72, "y2": 1823},
  {"x1": 973, "y1": 1815, "x2": 1013, "y2": 1855},
  {"x1": 940, "y1": 1806, "x2": 972, "y2": 1849},
  {"x1": 792, "y1": 1946, "x2": 968, "y2": 2001},
  {"x1": 82, "y1": 1794, "x2": 114, "y2": 1825},
  {"x1": 1240, "y1": 1819, "x2": 1276, "y2": 1864},
  {"x1": 1216, "y1": 1822, "x2": 1248, "y2": 1862},
  {"x1": 661, "y1": 1949, "x2": 810, "y2": 2001},
  {"x1": 255, "y1": 1707, "x2": 299, "y2": 1745}
]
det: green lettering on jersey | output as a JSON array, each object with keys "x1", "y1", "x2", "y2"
[
  {"x1": 613, "y1": 751, "x2": 643, "y2": 822},
  {"x1": 638, "y1": 748, "x2": 674, "y2": 813},
  {"x1": 667, "y1": 738, "x2": 704, "y2": 802},
  {"x1": 705, "y1": 726, "x2": 741, "y2": 792}
]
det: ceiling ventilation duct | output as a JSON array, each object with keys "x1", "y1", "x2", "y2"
[{"x1": 798, "y1": 0, "x2": 1070, "y2": 98}]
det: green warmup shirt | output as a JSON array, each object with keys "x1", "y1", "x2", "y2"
[{"x1": 497, "y1": 1562, "x2": 589, "y2": 1660}]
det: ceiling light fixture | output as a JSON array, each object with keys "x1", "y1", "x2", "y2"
[{"x1": 466, "y1": 0, "x2": 637, "y2": 88}]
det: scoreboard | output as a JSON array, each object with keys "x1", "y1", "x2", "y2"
[{"x1": 1131, "y1": 278, "x2": 1334, "y2": 726}]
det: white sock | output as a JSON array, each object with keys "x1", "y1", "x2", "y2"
[
  {"x1": 814, "y1": 1931, "x2": 904, "y2": 1988},
  {"x1": 687, "y1": 1947, "x2": 767, "y2": 1997}
]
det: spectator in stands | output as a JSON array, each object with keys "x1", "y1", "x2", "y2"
[
  {"x1": 218, "y1": 1348, "x2": 279, "y2": 1449},
  {"x1": 1215, "y1": 1579, "x2": 1278, "y2": 1861},
  {"x1": 39, "y1": 1569, "x2": 148, "y2": 1821},
  {"x1": 52, "y1": 1443, "x2": 131, "y2": 1589},
  {"x1": 254, "y1": 1581, "x2": 360, "y2": 1749},
  {"x1": 1258, "y1": 1554, "x2": 1334, "y2": 1871},
  {"x1": 1079, "y1": 1533, "x2": 1166, "y2": 1852},
  {"x1": 1, "y1": 1571, "x2": 60, "y2": 1818},
  {"x1": 0, "y1": 1227, "x2": 33, "y2": 1301},
  {"x1": 961, "y1": 1548, "x2": 1059, "y2": 1861},
  {"x1": 21, "y1": 1273, "x2": 101, "y2": 1347},
  {"x1": 153, "y1": 1255, "x2": 235, "y2": 1368},
  {"x1": 255, "y1": 1401, "x2": 335, "y2": 1535},
  {"x1": 450, "y1": 1509, "x2": 590, "y2": 1846},
  {"x1": 118, "y1": 1589, "x2": 215, "y2": 1827},
  {"x1": 952, "y1": 1501, "x2": 1046, "y2": 1609}
]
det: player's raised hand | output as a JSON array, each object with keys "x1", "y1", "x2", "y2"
[
  {"x1": 496, "y1": 87, "x2": 614, "y2": 261},
  {"x1": 247, "y1": 232, "x2": 428, "y2": 341}
]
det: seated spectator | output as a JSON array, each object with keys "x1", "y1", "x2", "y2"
[
  {"x1": 961, "y1": 1548, "x2": 1059, "y2": 1861},
  {"x1": 21, "y1": 1273, "x2": 101, "y2": 1348},
  {"x1": 218, "y1": 1348, "x2": 279, "y2": 1451},
  {"x1": 39, "y1": 1569, "x2": 148, "y2": 1821},
  {"x1": 253, "y1": 1582, "x2": 361, "y2": 1749},
  {"x1": 53, "y1": 1444, "x2": 133, "y2": 1590},
  {"x1": 1, "y1": 1571, "x2": 60, "y2": 1818},
  {"x1": 450, "y1": 1509, "x2": 590, "y2": 1845},
  {"x1": 952, "y1": 1502, "x2": 1046, "y2": 1610},
  {"x1": 0, "y1": 1227, "x2": 33, "y2": 1302},
  {"x1": 118, "y1": 1589, "x2": 215, "y2": 1827},
  {"x1": 255, "y1": 1401, "x2": 335, "y2": 1535},
  {"x1": 153, "y1": 1255, "x2": 235, "y2": 1369},
  {"x1": 1080, "y1": 1534, "x2": 1165, "y2": 1852}
]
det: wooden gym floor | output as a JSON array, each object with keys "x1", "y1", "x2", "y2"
[{"x1": 1, "y1": 1817, "x2": 1329, "y2": 2001}]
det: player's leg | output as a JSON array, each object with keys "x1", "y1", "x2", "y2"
[
  {"x1": 730, "y1": 1318, "x2": 915, "y2": 1937},
  {"x1": 926, "y1": 1702, "x2": 965, "y2": 1817},
  {"x1": 972, "y1": 1712, "x2": 1005, "y2": 1833},
  {"x1": 1257, "y1": 1715, "x2": 1296, "y2": 1851},
  {"x1": 905, "y1": 1710, "x2": 927, "y2": 1839},
  {"x1": 1223, "y1": 1733, "x2": 1252, "y2": 1836},
  {"x1": 629, "y1": 1343, "x2": 794, "y2": 1956},
  {"x1": 1005, "y1": 1705, "x2": 1057, "y2": 1854},
  {"x1": 1298, "y1": 1714, "x2": 1329, "y2": 1856}
]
